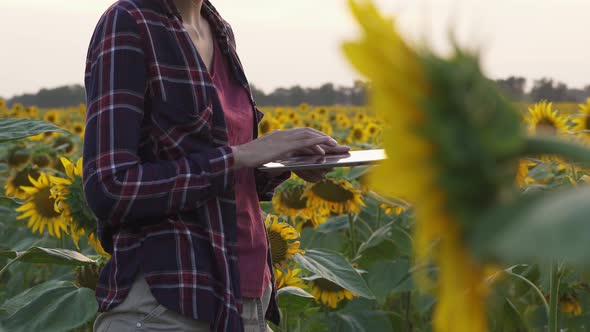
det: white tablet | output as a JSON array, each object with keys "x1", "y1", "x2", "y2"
[{"x1": 257, "y1": 149, "x2": 387, "y2": 172}]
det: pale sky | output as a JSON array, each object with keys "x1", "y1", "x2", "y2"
[{"x1": 1, "y1": 0, "x2": 589, "y2": 99}]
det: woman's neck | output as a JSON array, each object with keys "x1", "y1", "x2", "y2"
[{"x1": 172, "y1": 0, "x2": 205, "y2": 32}]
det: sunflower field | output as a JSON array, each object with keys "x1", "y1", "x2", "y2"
[{"x1": 3, "y1": 0, "x2": 590, "y2": 331}]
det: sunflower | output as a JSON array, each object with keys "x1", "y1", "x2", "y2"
[
  {"x1": 0, "y1": 98, "x2": 6, "y2": 109},
  {"x1": 265, "y1": 214, "x2": 304, "y2": 268},
  {"x1": 365, "y1": 122, "x2": 381, "y2": 138},
  {"x1": 51, "y1": 135, "x2": 76, "y2": 155},
  {"x1": 70, "y1": 123, "x2": 85, "y2": 137},
  {"x1": 32, "y1": 153, "x2": 52, "y2": 168},
  {"x1": 285, "y1": 109, "x2": 299, "y2": 122},
  {"x1": 516, "y1": 159, "x2": 536, "y2": 187},
  {"x1": 560, "y1": 296, "x2": 582, "y2": 317},
  {"x1": 26, "y1": 106, "x2": 39, "y2": 119},
  {"x1": 48, "y1": 157, "x2": 108, "y2": 256},
  {"x1": 258, "y1": 117, "x2": 281, "y2": 136},
  {"x1": 6, "y1": 145, "x2": 31, "y2": 169},
  {"x1": 4, "y1": 167, "x2": 41, "y2": 200},
  {"x1": 16, "y1": 172, "x2": 68, "y2": 238},
  {"x1": 309, "y1": 277, "x2": 356, "y2": 308},
  {"x1": 353, "y1": 112, "x2": 367, "y2": 123},
  {"x1": 43, "y1": 110, "x2": 60, "y2": 125},
  {"x1": 336, "y1": 114, "x2": 352, "y2": 129},
  {"x1": 572, "y1": 98, "x2": 590, "y2": 145},
  {"x1": 348, "y1": 124, "x2": 367, "y2": 143},
  {"x1": 298, "y1": 103, "x2": 309, "y2": 112},
  {"x1": 525, "y1": 101, "x2": 569, "y2": 137},
  {"x1": 343, "y1": 1, "x2": 522, "y2": 331},
  {"x1": 12, "y1": 103, "x2": 24, "y2": 113},
  {"x1": 303, "y1": 178, "x2": 364, "y2": 215},
  {"x1": 275, "y1": 267, "x2": 306, "y2": 289},
  {"x1": 317, "y1": 107, "x2": 328, "y2": 117},
  {"x1": 272, "y1": 178, "x2": 314, "y2": 220}
]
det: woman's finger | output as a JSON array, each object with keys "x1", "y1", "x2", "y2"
[{"x1": 296, "y1": 136, "x2": 333, "y2": 150}]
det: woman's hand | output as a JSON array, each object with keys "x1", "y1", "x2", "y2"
[{"x1": 232, "y1": 128, "x2": 338, "y2": 169}]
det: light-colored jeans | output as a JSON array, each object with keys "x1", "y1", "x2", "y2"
[{"x1": 93, "y1": 272, "x2": 273, "y2": 332}]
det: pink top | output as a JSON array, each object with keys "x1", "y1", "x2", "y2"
[{"x1": 210, "y1": 37, "x2": 271, "y2": 298}]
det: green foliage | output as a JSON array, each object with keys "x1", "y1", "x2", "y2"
[
  {"x1": 0, "y1": 280, "x2": 97, "y2": 332},
  {"x1": 294, "y1": 249, "x2": 374, "y2": 299},
  {"x1": 0, "y1": 118, "x2": 70, "y2": 143}
]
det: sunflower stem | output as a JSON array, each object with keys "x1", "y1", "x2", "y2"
[
  {"x1": 548, "y1": 260, "x2": 561, "y2": 332},
  {"x1": 524, "y1": 136, "x2": 590, "y2": 164},
  {"x1": 0, "y1": 258, "x2": 17, "y2": 279},
  {"x1": 348, "y1": 213, "x2": 356, "y2": 258},
  {"x1": 376, "y1": 207, "x2": 382, "y2": 229}
]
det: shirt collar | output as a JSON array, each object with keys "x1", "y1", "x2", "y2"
[{"x1": 157, "y1": 0, "x2": 228, "y2": 38}]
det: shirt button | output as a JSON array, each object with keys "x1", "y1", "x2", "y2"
[{"x1": 136, "y1": 322, "x2": 142, "y2": 328}]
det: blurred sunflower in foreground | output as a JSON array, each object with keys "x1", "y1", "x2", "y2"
[{"x1": 342, "y1": 0, "x2": 524, "y2": 331}]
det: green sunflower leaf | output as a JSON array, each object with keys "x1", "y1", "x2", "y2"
[
  {"x1": 294, "y1": 249, "x2": 375, "y2": 299},
  {"x1": 315, "y1": 214, "x2": 350, "y2": 233},
  {"x1": 0, "y1": 247, "x2": 96, "y2": 266},
  {"x1": 471, "y1": 185, "x2": 590, "y2": 266},
  {"x1": 0, "y1": 118, "x2": 71, "y2": 143},
  {"x1": 0, "y1": 280, "x2": 97, "y2": 332},
  {"x1": 277, "y1": 286, "x2": 314, "y2": 298}
]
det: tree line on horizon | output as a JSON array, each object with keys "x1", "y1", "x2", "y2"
[{"x1": 2, "y1": 77, "x2": 589, "y2": 109}]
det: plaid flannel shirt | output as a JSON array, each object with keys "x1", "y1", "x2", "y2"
[{"x1": 82, "y1": 0, "x2": 289, "y2": 330}]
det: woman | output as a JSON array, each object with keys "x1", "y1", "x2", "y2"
[{"x1": 83, "y1": 0, "x2": 349, "y2": 331}]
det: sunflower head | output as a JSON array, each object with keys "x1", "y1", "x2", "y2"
[
  {"x1": 303, "y1": 177, "x2": 365, "y2": 215},
  {"x1": 4, "y1": 166, "x2": 41, "y2": 200},
  {"x1": 32, "y1": 153, "x2": 52, "y2": 168},
  {"x1": 74, "y1": 262, "x2": 103, "y2": 290},
  {"x1": 309, "y1": 277, "x2": 356, "y2": 308},
  {"x1": 265, "y1": 214, "x2": 304, "y2": 268},
  {"x1": 16, "y1": 172, "x2": 68, "y2": 238},
  {"x1": 343, "y1": 1, "x2": 523, "y2": 331},
  {"x1": 560, "y1": 296, "x2": 582, "y2": 317},
  {"x1": 526, "y1": 101, "x2": 569, "y2": 137},
  {"x1": 49, "y1": 157, "x2": 96, "y2": 237},
  {"x1": 572, "y1": 98, "x2": 590, "y2": 144},
  {"x1": 349, "y1": 124, "x2": 367, "y2": 143},
  {"x1": 259, "y1": 117, "x2": 281, "y2": 136},
  {"x1": 275, "y1": 267, "x2": 306, "y2": 289},
  {"x1": 43, "y1": 110, "x2": 60, "y2": 124},
  {"x1": 273, "y1": 178, "x2": 314, "y2": 220},
  {"x1": 12, "y1": 103, "x2": 24, "y2": 113},
  {"x1": 51, "y1": 135, "x2": 76, "y2": 155},
  {"x1": 72, "y1": 123, "x2": 85, "y2": 137},
  {"x1": 6, "y1": 144, "x2": 31, "y2": 169}
]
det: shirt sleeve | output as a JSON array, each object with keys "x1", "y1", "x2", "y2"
[
  {"x1": 254, "y1": 169, "x2": 291, "y2": 201},
  {"x1": 82, "y1": 7, "x2": 234, "y2": 227}
]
